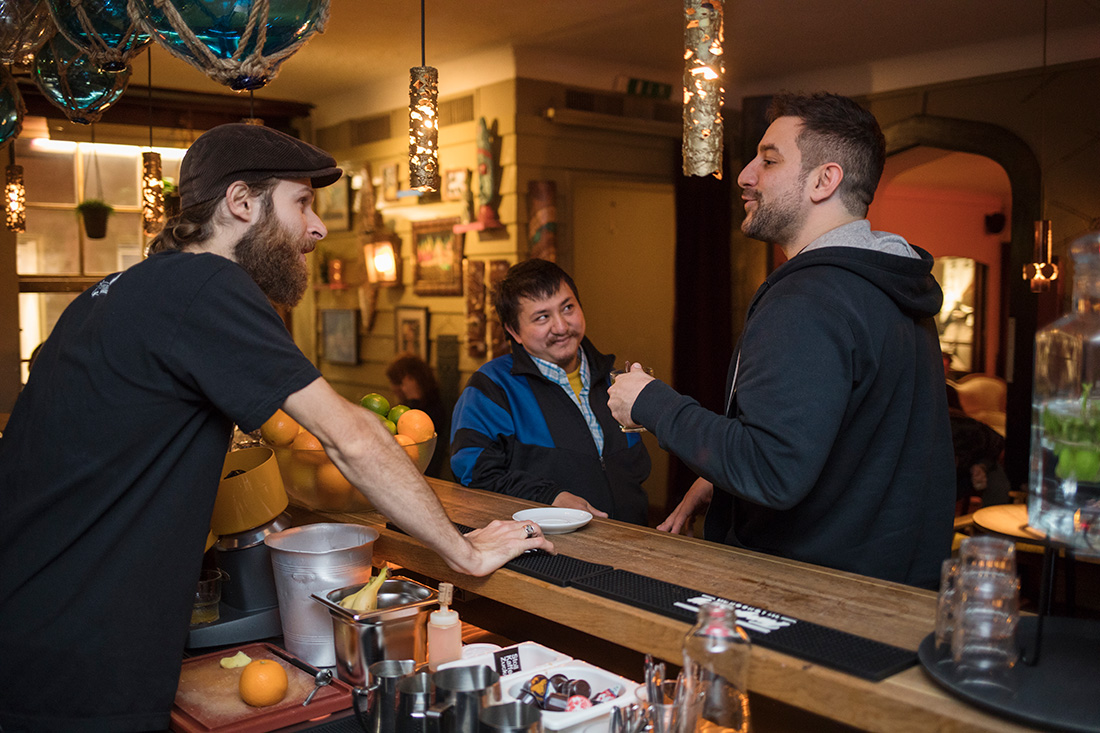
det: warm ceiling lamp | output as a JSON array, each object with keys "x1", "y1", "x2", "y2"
[
  {"x1": 141, "y1": 61, "x2": 164, "y2": 236},
  {"x1": 408, "y1": 0, "x2": 439, "y2": 192},
  {"x1": 5, "y1": 146, "x2": 25, "y2": 233},
  {"x1": 682, "y1": 0, "x2": 724, "y2": 178},
  {"x1": 1024, "y1": 220, "x2": 1059, "y2": 293},
  {"x1": 364, "y1": 237, "x2": 401, "y2": 285}
]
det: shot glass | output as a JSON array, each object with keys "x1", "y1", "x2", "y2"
[
  {"x1": 950, "y1": 571, "x2": 1020, "y2": 686},
  {"x1": 609, "y1": 361, "x2": 655, "y2": 433},
  {"x1": 958, "y1": 535, "x2": 1017, "y2": 576}
]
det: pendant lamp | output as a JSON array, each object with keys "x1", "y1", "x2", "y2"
[
  {"x1": 408, "y1": 0, "x2": 438, "y2": 192},
  {"x1": 0, "y1": 0, "x2": 52, "y2": 66},
  {"x1": 47, "y1": 0, "x2": 150, "y2": 72},
  {"x1": 128, "y1": 0, "x2": 331, "y2": 91},
  {"x1": 682, "y1": 0, "x2": 725, "y2": 178},
  {"x1": 1024, "y1": 0, "x2": 1059, "y2": 292},
  {"x1": 5, "y1": 143, "x2": 25, "y2": 233},
  {"x1": 141, "y1": 58, "x2": 163, "y2": 235},
  {"x1": 33, "y1": 30, "x2": 131, "y2": 124}
]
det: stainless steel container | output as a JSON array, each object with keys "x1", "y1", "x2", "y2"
[{"x1": 313, "y1": 577, "x2": 438, "y2": 686}]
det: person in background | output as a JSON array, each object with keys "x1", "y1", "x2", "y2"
[
  {"x1": 451, "y1": 258, "x2": 651, "y2": 524},
  {"x1": 386, "y1": 352, "x2": 452, "y2": 480},
  {"x1": 609, "y1": 92, "x2": 955, "y2": 587},
  {"x1": 0, "y1": 124, "x2": 552, "y2": 732}
]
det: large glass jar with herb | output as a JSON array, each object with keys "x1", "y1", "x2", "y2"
[{"x1": 1030, "y1": 230, "x2": 1100, "y2": 557}]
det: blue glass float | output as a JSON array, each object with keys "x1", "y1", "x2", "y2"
[
  {"x1": 0, "y1": 66, "x2": 24, "y2": 144},
  {"x1": 47, "y1": 0, "x2": 150, "y2": 72},
  {"x1": 0, "y1": 0, "x2": 53, "y2": 66},
  {"x1": 130, "y1": 0, "x2": 329, "y2": 90},
  {"x1": 33, "y1": 32, "x2": 131, "y2": 125}
]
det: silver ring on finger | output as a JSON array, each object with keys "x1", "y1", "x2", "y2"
[{"x1": 524, "y1": 523, "x2": 538, "y2": 539}]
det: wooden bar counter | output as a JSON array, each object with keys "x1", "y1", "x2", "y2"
[{"x1": 304, "y1": 479, "x2": 1041, "y2": 733}]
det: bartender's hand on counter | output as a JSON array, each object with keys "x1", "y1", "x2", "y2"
[
  {"x1": 657, "y1": 477, "x2": 714, "y2": 537},
  {"x1": 552, "y1": 491, "x2": 608, "y2": 517},
  {"x1": 607, "y1": 362, "x2": 656, "y2": 429},
  {"x1": 458, "y1": 520, "x2": 556, "y2": 575}
]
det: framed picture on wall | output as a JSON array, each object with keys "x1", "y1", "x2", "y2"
[
  {"x1": 443, "y1": 168, "x2": 469, "y2": 201},
  {"x1": 413, "y1": 217, "x2": 464, "y2": 296},
  {"x1": 394, "y1": 305, "x2": 429, "y2": 360},
  {"x1": 382, "y1": 163, "x2": 400, "y2": 201},
  {"x1": 316, "y1": 169, "x2": 351, "y2": 231},
  {"x1": 321, "y1": 309, "x2": 359, "y2": 365}
]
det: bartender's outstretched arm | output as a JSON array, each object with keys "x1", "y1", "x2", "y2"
[{"x1": 283, "y1": 378, "x2": 555, "y2": 575}]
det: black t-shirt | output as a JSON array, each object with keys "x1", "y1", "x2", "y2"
[{"x1": 0, "y1": 250, "x2": 321, "y2": 731}]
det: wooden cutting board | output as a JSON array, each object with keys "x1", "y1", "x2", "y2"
[{"x1": 171, "y1": 642, "x2": 353, "y2": 733}]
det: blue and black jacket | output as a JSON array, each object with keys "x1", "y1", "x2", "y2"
[{"x1": 450, "y1": 338, "x2": 651, "y2": 525}]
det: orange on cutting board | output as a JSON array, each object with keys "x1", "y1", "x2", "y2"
[
  {"x1": 396, "y1": 409, "x2": 434, "y2": 443},
  {"x1": 239, "y1": 659, "x2": 288, "y2": 707}
]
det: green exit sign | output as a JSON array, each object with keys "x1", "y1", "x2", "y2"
[{"x1": 626, "y1": 78, "x2": 673, "y2": 99}]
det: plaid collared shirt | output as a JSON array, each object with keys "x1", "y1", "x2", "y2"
[{"x1": 530, "y1": 348, "x2": 605, "y2": 457}]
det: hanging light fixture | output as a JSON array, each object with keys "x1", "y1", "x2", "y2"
[
  {"x1": 408, "y1": 0, "x2": 439, "y2": 193},
  {"x1": 46, "y1": 0, "x2": 150, "y2": 72},
  {"x1": 141, "y1": 58, "x2": 163, "y2": 235},
  {"x1": 364, "y1": 236, "x2": 401, "y2": 285},
  {"x1": 1024, "y1": 0, "x2": 1059, "y2": 292},
  {"x1": 682, "y1": 0, "x2": 724, "y2": 178},
  {"x1": 5, "y1": 143, "x2": 26, "y2": 233},
  {"x1": 33, "y1": 30, "x2": 131, "y2": 124},
  {"x1": 129, "y1": 0, "x2": 331, "y2": 91}
]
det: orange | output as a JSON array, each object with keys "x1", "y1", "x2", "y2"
[
  {"x1": 291, "y1": 429, "x2": 326, "y2": 464},
  {"x1": 394, "y1": 433, "x2": 419, "y2": 463},
  {"x1": 239, "y1": 659, "x2": 288, "y2": 707},
  {"x1": 360, "y1": 392, "x2": 390, "y2": 417},
  {"x1": 315, "y1": 461, "x2": 354, "y2": 509},
  {"x1": 397, "y1": 409, "x2": 435, "y2": 443},
  {"x1": 260, "y1": 410, "x2": 300, "y2": 447}
]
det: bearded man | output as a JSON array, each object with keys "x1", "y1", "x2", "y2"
[
  {"x1": 609, "y1": 93, "x2": 955, "y2": 588},
  {"x1": 0, "y1": 124, "x2": 551, "y2": 732}
]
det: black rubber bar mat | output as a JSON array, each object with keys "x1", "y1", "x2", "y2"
[{"x1": 569, "y1": 568, "x2": 917, "y2": 681}]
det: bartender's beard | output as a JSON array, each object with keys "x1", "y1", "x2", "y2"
[
  {"x1": 741, "y1": 178, "x2": 807, "y2": 247},
  {"x1": 233, "y1": 209, "x2": 310, "y2": 308}
]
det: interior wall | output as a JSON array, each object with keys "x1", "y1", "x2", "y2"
[
  {"x1": 572, "y1": 179, "x2": 675, "y2": 519},
  {"x1": 868, "y1": 184, "x2": 1007, "y2": 376}
]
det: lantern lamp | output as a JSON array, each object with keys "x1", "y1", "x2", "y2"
[
  {"x1": 682, "y1": 0, "x2": 725, "y2": 178},
  {"x1": 364, "y1": 236, "x2": 401, "y2": 285},
  {"x1": 129, "y1": 0, "x2": 331, "y2": 91},
  {"x1": 0, "y1": 0, "x2": 52, "y2": 66},
  {"x1": 1024, "y1": 220, "x2": 1059, "y2": 293},
  {"x1": 46, "y1": 0, "x2": 149, "y2": 72},
  {"x1": 409, "y1": 65, "x2": 439, "y2": 192},
  {"x1": 142, "y1": 151, "x2": 164, "y2": 235},
  {"x1": 33, "y1": 31, "x2": 131, "y2": 124},
  {"x1": 5, "y1": 146, "x2": 25, "y2": 233}
]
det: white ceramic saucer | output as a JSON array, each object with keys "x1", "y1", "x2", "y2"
[{"x1": 512, "y1": 507, "x2": 593, "y2": 534}]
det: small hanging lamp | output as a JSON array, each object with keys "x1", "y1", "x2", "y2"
[
  {"x1": 5, "y1": 143, "x2": 26, "y2": 233},
  {"x1": 1024, "y1": 0, "x2": 1059, "y2": 293},
  {"x1": 682, "y1": 0, "x2": 725, "y2": 178},
  {"x1": 129, "y1": 0, "x2": 331, "y2": 91},
  {"x1": 46, "y1": 0, "x2": 150, "y2": 72},
  {"x1": 141, "y1": 57, "x2": 163, "y2": 235},
  {"x1": 408, "y1": 0, "x2": 438, "y2": 193}
]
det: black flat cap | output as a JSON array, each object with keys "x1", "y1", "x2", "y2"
[{"x1": 179, "y1": 123, "x2": 342, "y2": 209}]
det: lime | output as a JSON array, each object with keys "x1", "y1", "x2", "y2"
[
  {"x1": 382, "y1": 419, "x2": 398, "y2": 435},
  {"x1": 1076, "y1": 450, "x2": 1100, "y2": 482},
  {"x1": 360, "y1": 392, "x2": 390, "y2": 417},
  {"x1": 388, "y1": 404, "x2": 411, "y2": 424}
]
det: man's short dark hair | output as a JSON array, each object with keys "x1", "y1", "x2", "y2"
[
  {"x1": 767, "y1": 92, "x2": 885, "y2": 217},
  {"x1": 493, "y1": 258, "x2": 580, "y2": 336}
]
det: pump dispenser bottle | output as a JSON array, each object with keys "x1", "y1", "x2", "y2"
[{"x1": 427, "y1": 582, "x2": 462, "y2": 671}]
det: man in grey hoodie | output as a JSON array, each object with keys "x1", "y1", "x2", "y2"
[{"x1": 609, "y1": 92, "x2": 954, "y2": 588}]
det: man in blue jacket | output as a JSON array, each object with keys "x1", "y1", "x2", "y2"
[
  {"x1": 609, "y1": 92, "x2": 955, "y2": 587},
  {"x1": 451, "y1": 259, "x2": 651, "y2": 524}
]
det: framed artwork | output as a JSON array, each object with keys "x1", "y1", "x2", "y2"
[
  {"x1": 413, "y1": 217, "x2": 464, "y2": 296},
  {"x1": 394, "y1": 305, "x2": 429, "y2": 360},
  {"x1": 316, "y1": 173, "x2": 351, "y2": 231},
  {"x1": 382, "y1": 163, "x2": 399, "y2": 201},
  {"x1": 443, "y1": 168, "x2": 469, "y2": 201},
  {"x1": 321, "y1": 309, "x2": 359, "y2": 365}
]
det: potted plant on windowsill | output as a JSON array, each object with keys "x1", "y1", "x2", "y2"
[{"x1": 76, "y1": 199, "x2": 113, "y2": 239}]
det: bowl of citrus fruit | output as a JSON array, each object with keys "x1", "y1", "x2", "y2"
[{"x1": 260, "y1": 393, "x2": 437, "y2": 513}]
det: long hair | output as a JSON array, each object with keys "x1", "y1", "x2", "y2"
[{"x1": 146, "y1": 179, "x2": 278, "y2": 254}]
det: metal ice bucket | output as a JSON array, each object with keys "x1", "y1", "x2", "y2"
[{"x1": 313, "y1": 577, "x2": 438, "y2": 686}]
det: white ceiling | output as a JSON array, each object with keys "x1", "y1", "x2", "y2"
[{"x1": 129, "y1": 0, "x2": 1100, "y2": 114}]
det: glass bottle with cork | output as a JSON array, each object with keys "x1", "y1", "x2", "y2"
[
  {"x1": 427, "y1": 582, "x2": 462, "y2": 671},
  {"x1": 681, "y1": 602, "x2": 752, "y2": 733}
]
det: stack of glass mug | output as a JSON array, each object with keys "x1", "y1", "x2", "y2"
[{"x1": 935, "y1": 536, "x2": 1021, "y2": 687}]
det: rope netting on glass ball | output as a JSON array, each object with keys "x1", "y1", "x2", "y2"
[
  {"x1": 47, "y1": 0, "x2": 151, "y2": 72},
  {"x1": 0, "y1": 65, "x2": 26, "y2": 144},
  {"x1": 127, "y1": 0, "x2": 330, "y2": 90},
  {"x1": 33, "y1": 30, "x2": 131, "y2": 124},
  {"x1": 0, "y1": 0, "x2": 53, "y2": 66}
]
